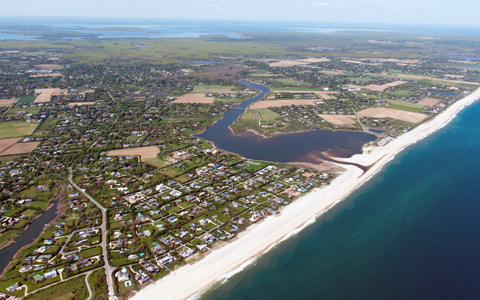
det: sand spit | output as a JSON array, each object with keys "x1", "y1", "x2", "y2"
[{"x1": 131, "y1": 87, "x2": 480, "y2": 300}]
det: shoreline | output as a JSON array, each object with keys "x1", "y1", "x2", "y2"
[{"x1": 131, "y1": 88, "x2": 480, "y2": 300}]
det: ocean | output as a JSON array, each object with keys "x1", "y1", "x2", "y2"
[{"x1": 198, "y1": 99, "x2": 480, "y2": 300}]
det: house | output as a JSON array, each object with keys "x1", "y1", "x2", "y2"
[
  {"x1": 44, "y1": 269, "x2": 57, "y2": 279},
  {"x1": 115, "y1": 267, "x2": 130, "y2": 282}
]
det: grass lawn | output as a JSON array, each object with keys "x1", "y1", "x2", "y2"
[
  {"x1": 272, "y1": 87, "x2": 329, "y2": 91},
  {"x1": 258, "y1": 108, "x2": 282, "y2": 122},
  {"x1": 0, "y1": 121, "x2": 39, "y2": 138},
  {"x1": 25, "y1": 275, "x2": 88, "y2": 300},
  {"x1": 242, "y1": 161, "x2": 271, "y2": 172},
  {"x1": 34, "y1": 117, "x2": 58, "y2": 134},
  {"x1": 387, "y1": 100, "x2": 425, "y2": 108},
  {"x1": 383, "y1": 117, "x2": 416, "y2": 127},
  {"x1": 386, "y1": 104, "x2": 425, "y2": 113},
  {"x1": 88, "y1": 269, "x2": 108, "y2": 300},
  {"x1": 349, "y1": 77, "x2": 375, "y2": 82},
  {"x1": 79, "y1": 246, "x2": 102, "y2": 258},
  {"x1": 22, "y1": 209, "x2": 38, "y2": 217},
  {"x1": 6, "y1": 107, "x2": 42, "y2": 116},
  {"x1": 273, "y1": 79, "x2": 307, "y2": 86},
  {"x1": 194, "y1": 85, "x2": 236, "y2": 90},
  {"x1": 385, "y1": 90, "x2": 417, "y2": 98},
  {"x1": 143, "y1": 157, "x2": 167, "y2": 168},
  {"x1": 16, "y1": 96, "x2": 37, "y2": 104}
]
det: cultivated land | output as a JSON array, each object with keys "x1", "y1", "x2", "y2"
[
  {"x1": 172, "y1": 93, "x2": 214, "y2": 104},
  {"x1": 34, "y1": 88, "x2": 68, "y2": 103},
  {"x1": 108, "y1": 146, "x2": 160, "y2": 161},
  {"x1": 0, "y1": 137, "x2": 22, "y2": 152},
  {"x1": 68, "y1": 102, "x2": 96, "y2": 106},
  {"x1": 0, "y1": 142, "x2": 40, "y2": 156},
  {"x1": 418, "y1": 98, "x2": 442, "y2": 106},
  {"x1": 29, "y1": 73, "x2": 62, "y2": 78},
  {"x1": 250, "y1": 99, "x2": 323, "y2": 109},
  {"x1": 0, "y1": 29, "x2": 480, "y2": 300},
  {"x1": 357, "y1": 107, "x2": 428, "y2": 124},
  {"x1": 319, "y1": 114, "x2": 357, "y2": 126},
  {"x1": 0, "y1": 99, "x2": 17, "y2": 106},
  {"x1": 34, "y1": 64, "x2": 63, "y2": 69},
  {"x1": 364, "y1": 80, "x2": 407, "y2": 92},
  {"x1": 268, "y1": 60, "x2": 310, "y2": 67},
  {"x1": 0, "y1": 122, "x2": 38, "y2": 139}
]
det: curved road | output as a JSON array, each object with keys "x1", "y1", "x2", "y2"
[{"x1": 68, "y1": 167, "x2": 117, "y2": 300}]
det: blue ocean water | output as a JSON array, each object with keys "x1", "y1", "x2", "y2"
[{"x1": 199, "y1": 99, "x2": 480, "y2": 300}]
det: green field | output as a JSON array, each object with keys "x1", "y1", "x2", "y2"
[
  {"x1": 387, "y1": 100, "x2": 425, "y2": 108},
  {"x1": 6, "y1": 107, "x2": 42, "y2": 116},
  {"x1": 258, "y1": 108, "x2": 282, "y2": 122},
  {"x1": 16, "y1": 96, "x2": 37, "y2": 104},
  {"x1": 385, "y1": 90, "x2": 417, "y2": 98},
  {"x1": 387, "y1": 103, "x2": 425, "y2": 113},
  {"x1": 194, "y1": 85, "x2": 236, "y2": 90},
  {"x1": 144, "y1": 157, "x2": 167, "y2": 168},
  {"x1": 272, "y1": 87, "x2": 328, "y2": 91},
  {"x1": 0, "y1": 121, "x2": 39, "y2": 138},
  {"x1": 273, "y1": 79, "x2": 308, "y2": 86},
  {"x1": 35, "y1": 117, "x2": 58, "y2": 134}
]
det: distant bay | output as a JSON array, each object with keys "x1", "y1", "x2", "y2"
[{"x1": 199, "y1": 99, "x2": 480, "y2": 300}]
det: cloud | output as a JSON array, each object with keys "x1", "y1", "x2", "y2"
[{"x1": 313, "y1": 3, "x2": 329, "y2": 6}]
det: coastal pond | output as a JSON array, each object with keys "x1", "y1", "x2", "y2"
[{"x1": 195, "y1": 80, "x2": 377, "y2": 165}]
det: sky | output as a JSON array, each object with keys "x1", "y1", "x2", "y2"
[{"x1": 1, "y1": 0, "x2": 480, "y2": 27}]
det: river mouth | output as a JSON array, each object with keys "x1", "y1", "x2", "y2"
[{"x1": 195, "y1": 80, "x2": 377, "y2": 167}]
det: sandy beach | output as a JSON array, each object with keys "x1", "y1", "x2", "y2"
[{"x1": 131, "y1": 88, "x2": 480, "y2": 300}]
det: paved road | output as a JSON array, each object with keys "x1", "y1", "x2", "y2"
[
  {"x1": 85, "y1": 271, "x2": 93, "y2": 300},
  {"x1": 68, "y1": 167, "x2": 117, "y2": 300}
]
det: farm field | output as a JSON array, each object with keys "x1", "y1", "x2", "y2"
[
  {"x1": 321, "y1": 70, "x2": 343, "y2": 75},
  {"x1": 0, "y1": 137, "x2": 22, "y2": 152},
  {"x1": 68, "y1": 102, "x2": 96, "y2": 106},
  {"x1": 273, "y1": 90, "x2": 337, "y2": 99},
  {"x1": 172, "y1": 93, "x2": 214, "y2": 104},
  {"x1": 387, "y1": 100, "x2": 425, "y2": 108},
  {"x1": 33, "y1": 64, "x2": 63, "y2": 69},
  {"x1": 0, "y1": 99, "x2": 17, "y2": 106},
  {"x1": 250, "y1": 99, "x2": 322, "y2": 109},
  {"x1": 0, "y1": 142, "x2": 40, "y2": 156},
  {"x1": 385, "y1": 89, "x2": 417, "y2": 98},
  {"x1": 319, "y1": 114, "x2": 357, "y2": 126},
  {"x1": 299, "y1": 57, "x2": 330, "y2": 63},
  {"x1": 108, "y1": 146, "x2": 160, "y2": 161},
  {"x1": 418, "y1": 98, "x2": 442, "y2": 106},
  {"x1": 194, "y1": 85, "x2": 236, "y2": 91},
  {"x1": 273, "y1": 79, "x2": 308, "y2": 86},
  {"x1": 34, "y1": 88, "x2": 68, "y2": 103},
  {"x1": 258, "y1": 108, "x2": 282, "y2": 122},
  {"x1": 29, "y1": 73, "x2": 62, "y2": 78},
  {"x1": 269, "y1": 60, "x2": 309, "y2": 67},
  {"x1": 0, "y1": 122, "x2": 39, "y2": 139},
  {"x1": 357, "y1": 107, "x2": 428, "y2": 123},
  {"x1": 16, "y1": 96, "x2": 37, "y2": 104},
  {"x1": 364, "y1": 80, "x2": 407, "y2": 92}
]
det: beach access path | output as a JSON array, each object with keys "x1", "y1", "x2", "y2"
[{"x1": 131, "y1": 88, "x2": 480, "y2": 300}]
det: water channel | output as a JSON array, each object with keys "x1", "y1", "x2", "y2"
[
  {"x1": 0, "y1": 199, "x2": 59, "y2": 273},
  {"x1": 196, "y1": 80, "x2": 377, "y2": 164}
]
